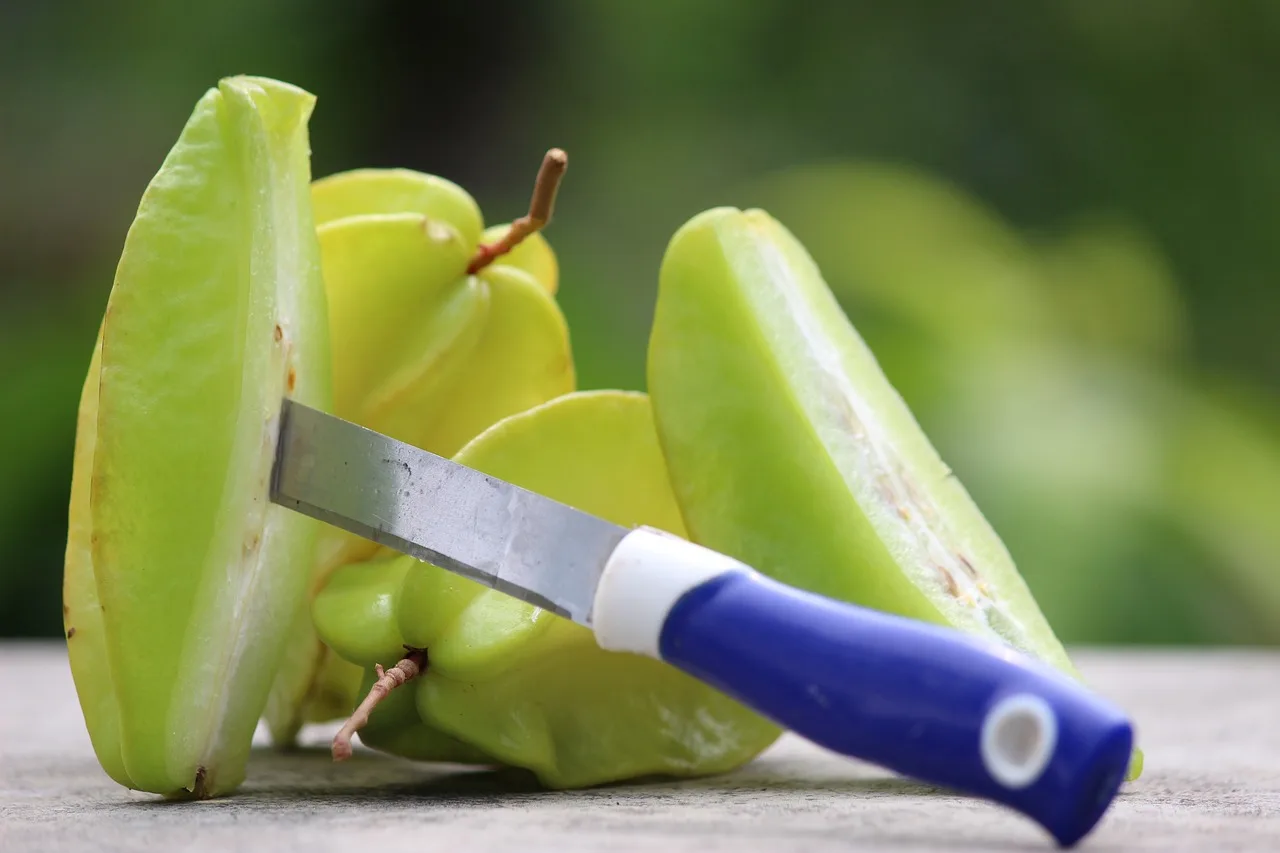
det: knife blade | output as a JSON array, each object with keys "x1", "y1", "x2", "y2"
[
  {"x1": 269, "y1": 398, "x2": 1132, "y2": 848},
  {"x1": 270, "y1": 396, "x2": 627, "y2": 623}
]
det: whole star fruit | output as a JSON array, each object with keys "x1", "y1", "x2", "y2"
[
  {"x1": 61, "y1": 76, "x2": 332, "y2": 797},
  {"x1": 317, "y1": 214, "x2": 570, "y2": 457},
  {"x1": 646, "y1": 207, "x2": 1142, "y2": 780},
  {"x1": 312, "y1": 390, "x2": 781, "y2": 785},
  {"x1": 264, "y1": 168, "x2": 574, "y2": 744}
]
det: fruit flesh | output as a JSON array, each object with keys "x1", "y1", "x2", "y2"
[
  {"x1": 315, "y1": 391, "x2": 780, "y2": 785},
  {"x1": 63, "y1": 76, "x2": 331, "y2": 796}
]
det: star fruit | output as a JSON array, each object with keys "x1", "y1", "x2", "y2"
[
  {"x1": 62, "y1": 76, "x2": 332, "y2": 797},
  {"x1": 263, "y1": 160, "x2": 575, "y2": 743},
  {"x1": 647, "y1": 207, "x2": 1141, "y2": 778},
  {"x1": 313, "y1": 391, "x2": 781, "y2": 786}
]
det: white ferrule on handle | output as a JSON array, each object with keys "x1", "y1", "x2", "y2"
[{"x1": 592, "y1": 527, "x2": 747, "y2": 658}]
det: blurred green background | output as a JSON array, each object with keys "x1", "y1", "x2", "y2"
[{"x1": 3, "y1": 1, "x2": 1279, "y2": 643}]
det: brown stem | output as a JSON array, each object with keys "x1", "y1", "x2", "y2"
[
  {"x1": 331, "y1": 648, "x2": 427, "y2": 761},
  {"x1": 466, "y1": 148, "x2": 568, "y2": 275}
]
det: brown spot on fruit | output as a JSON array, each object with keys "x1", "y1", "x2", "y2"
[
  {"x1": 287, "y1": 366, "x2": 297, "y2": 392},
  {"x1": 939, "y1": 568, "x2": 960, "y2": 598},
  {"x1": 66, "y1": 627, "x2": 76, "y2": 639},
  {"x1": 193, "y1": 766, "x2": 208, "y2": 798},
  {"x1": 957, "y1": 553, "x2": 980, "y2": 579},
  {"x1": 63, "y1": 604, "x2": 70, "y2": 616},
  {"x1": 274, "y1": 324, "x2": 283, "y2": 342}
]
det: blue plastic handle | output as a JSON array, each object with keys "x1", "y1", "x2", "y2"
[{"x1": 657, "y1": 570, "x2": 1133, "y2": 848}]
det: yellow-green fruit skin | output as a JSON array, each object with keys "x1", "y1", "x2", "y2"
[
  {"x1": 313, "y1": 555, "x2": 412, "y2": 668},
  {"x1": 410, "y1": 391, "x2": 779, "y2": 786},
  {"x1": 63, "y1": 330, "x2": 128, "y2": 785},
  {"x1": 311, "y1": 168, "x2": 484, "y2": 248},
  {"x1": 318, "y1": 391, "x2": 780, "y2": 785},
  {"x1": 63, "y1": 76, "x2": 331, "y2": 796}
]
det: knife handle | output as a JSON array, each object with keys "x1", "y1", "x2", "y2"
[{"x1": 592, "y1": 528, "x2": 1133, "y2": 849}]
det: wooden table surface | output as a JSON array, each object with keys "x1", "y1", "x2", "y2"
[{"x1": 1, "y1": 644, "x2": 1276, "y2": 851}]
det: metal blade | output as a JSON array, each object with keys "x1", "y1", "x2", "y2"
[{"x1": 269, "y1": 399, "x2": 629, "y2": 624}]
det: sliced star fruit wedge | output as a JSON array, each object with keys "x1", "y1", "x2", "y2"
[
  {"x1": 313, "y1": 391, "x2": 780, "y2": 785},
  {"x1": 647, "y1": 207, "x2": 1142, "y2": 780},
  {"x1": 62, "y1": 76, "x2": 332, "y2": 796}
]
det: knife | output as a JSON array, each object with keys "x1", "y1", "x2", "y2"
[{"x1": 269, "y1": 398, "x2": 1133, "y2": 847}]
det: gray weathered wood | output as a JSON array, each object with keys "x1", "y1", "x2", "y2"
[{"x1": 1, "y1": 644, "x2": 1276, "y2": 851}]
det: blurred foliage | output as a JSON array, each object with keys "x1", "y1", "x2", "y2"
[{"x1": 2, "y1": 1, "x2": 1278, "y2": 642}]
